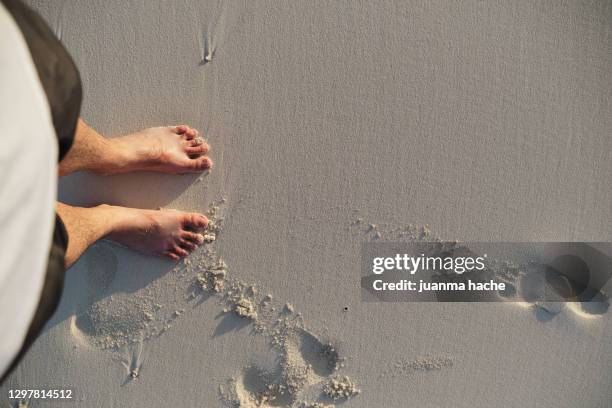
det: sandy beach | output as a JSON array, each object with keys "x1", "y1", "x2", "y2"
[{"x1": 2, "y1": 0, "x2": 611, "y2": 406}]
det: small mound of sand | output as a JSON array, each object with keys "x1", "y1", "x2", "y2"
[
  {"x1": 322, "y1": 376, "x2": 360, "y2": 400},
  {"x1": 196, "y1": 259, "x2": 227, "y2": 293},
  {"x1": 234, "y1": 297, "x2": 257, "y2": 319},
  {"x1": 203, "y1": 233, "x2": 216, "y2": 243}
]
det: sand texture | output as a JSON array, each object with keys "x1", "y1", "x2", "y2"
[{"x1": 2, "y1": 0, "x2": 611, "y2": 407}]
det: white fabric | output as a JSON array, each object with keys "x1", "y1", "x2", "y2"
[{"x1": 0, "y1": 3, "x2": 58, "y2": 376}]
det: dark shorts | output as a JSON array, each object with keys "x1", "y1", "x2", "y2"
[{"x1": 0, "y1": 0, "x2": 81, "y2": 383}]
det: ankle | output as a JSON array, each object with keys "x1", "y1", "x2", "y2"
[
  {"x1": 107, "y1": 135, "x2": 161, "y2": 174},
  {"x1": 97, "y1": 138, "x2": 138, "y2": 174},
  {"x1": 101, "y1": 205, "x2": 156, "y2": 239},
  {"x1": 90, "y1": 204, "x2": 126, "y2": 236}
]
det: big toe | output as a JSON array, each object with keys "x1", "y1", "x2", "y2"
[
  {"x1": 187, "y1": 156, "x2": 213, "y2": 172},
  {"x1": 183, "y1": 213, "x2": 208, "y2": 230}
]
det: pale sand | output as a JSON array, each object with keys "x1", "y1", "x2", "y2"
[{"x1": 2, "y1": 0, "x2": 611, "y2": 407}]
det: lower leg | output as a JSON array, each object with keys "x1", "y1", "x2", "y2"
[
  {"x1": 59, "y1": 120, "x2": 122, "y2": 176},
  {"x1": 57, "y1": 203, "x2": 208, "y2": 268},
  {"x1": 56, "y1": 203, "x2": 114, "y2": 267}
]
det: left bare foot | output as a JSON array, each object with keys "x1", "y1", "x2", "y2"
[{"x1": 103, "y1": 205, "x2": 208, "y2": 260}]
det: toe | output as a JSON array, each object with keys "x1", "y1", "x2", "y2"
[
  {"x1": 175, "y1": 125, "x2": 199, "y2": 140},
  {"x1": 185, "y1": 128, "x2": 198, "y2": 139},
  {"x1": 179, "y1": 239, "x2": 197, "y2": 251},
  {"x1": 175, "y1": 125, "x2": 189, "y2": 134},
  {"x1": 183, "y1": 138, "x2": 205, "y2": 148},
  {"x1": 183, "y1": 213, "x2": 208, "y2": 230},
  {"x1": 182, "y1": 231, "x2": 205, "y2": 244},
  {"x1": 164, "y1": 251, "x2": 180, "y2": 261},
  {"x1": 188, "y1": 156, "x2": 213, "y2": 171},
  {"x1": 190, "y1": 136, "x2": 205, "y2": 147},
  {"x1": 185, "y1": 144, "x2": 209, "y2": 156},
  {"x1": 173, "y1": 246, "x2": 189, "y2": 258}
]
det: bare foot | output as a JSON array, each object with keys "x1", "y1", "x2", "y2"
[
  {"x1": 112, "y1": 125, "x2": 212, "y2": 174},
  {"x1": 104, "y1": 205, "x2": 208, "y2": 260}
]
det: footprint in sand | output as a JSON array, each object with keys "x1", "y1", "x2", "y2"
[
  {"x1": 70, "y1": 242, "x2": 121, "y2": 346},
  {"x1": 294, "y1": 330, "x2": 342, "y2": 377},
  {"x1": 229, "y1": 365, "x2": 294, "y2": 407},
  {"x1": 356, "y1": 220, "x2": 610, "y2": 321},
  {"x1": 201, "y1": 265, "x2": 353, "y2": 407},
  {"x1": 70, "y1": 242, "x2": 162, "y2": 349},
  {"x1": 545, "y1": 254, "x2": 610, "y2": 317},
  {"x1": 517, "y1": 262, "x2": 568, "y2": 319},
  {"x1": 573, "y1": 291, "x2": 610, "y2": 316},
  {"x1": 216, "y1": 298, "x2": 349, "y2": 406},
  {"x1": 516, "y1": 255, "x2": 610, "y2": 320},
  {"x1": 221, "y1": 327, "x2": 347, "y2": 408}
]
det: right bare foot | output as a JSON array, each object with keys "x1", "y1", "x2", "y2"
[
  {"x1": 103, "y1": 205, "x2": 209, "y2": 260},
  {"x1": 111, "y1": 125, "x2": 213, "y2": 174}
]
